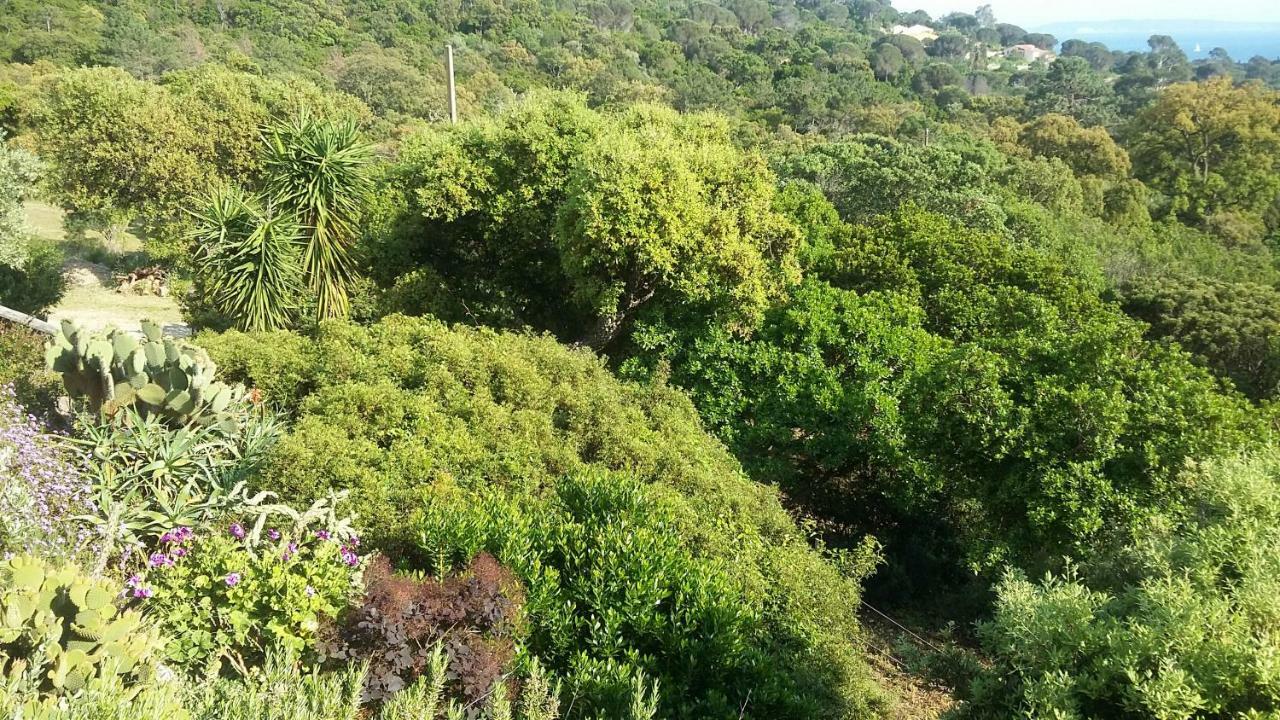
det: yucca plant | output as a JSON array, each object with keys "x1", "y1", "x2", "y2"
[
  {"x1": 261, "y1": 114, "x2": 373, "y2": 322},
  {"x1": 190, "y1": 187, "x2": 303, "y2": 332}
]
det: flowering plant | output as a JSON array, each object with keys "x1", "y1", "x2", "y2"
[
  {"x1": 135, "y1": 520, "x2": 363, "y2": 674},
  {"x1": 0, "y1": 384, "x2": 96, "y2": 560}
]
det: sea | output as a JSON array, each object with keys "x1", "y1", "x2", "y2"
[{"x1": 1037, "y1": 23, "x2": 1280, "y2": 61}]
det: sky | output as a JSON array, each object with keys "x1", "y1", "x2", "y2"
[{"x1": 895, "y1": 0, "x2": 1280, "y2": 27}]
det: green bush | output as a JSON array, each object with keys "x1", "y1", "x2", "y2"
[
  {"x1": 197, "y1": 328, "x2": 318, "y2": 411},
  {"x1": 141, "y1": 519, "x2": 362, "y2": 674},
  {"x1": 0, "y1": 238, "x2": 64, "y2": 315},
  {"x1": 627, "y1": 209, "x2": 1260, "y2": 576},
  {"x1": 221, "y1": 315, "x2": 884, "y2": 719},
  {"x1": 963, "y1": 450, "x2": 1280, "y2": 719},
  {"x1": 415, "y1": 471, "x2": 810, "y2": 718},
  {"x1": 1118, "y1": 275, "x2": 1280, "y2": 401},
  {"x1": 0, "y1": 323, "x2": 61, "y2": 417}
]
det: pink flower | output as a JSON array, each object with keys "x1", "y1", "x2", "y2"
[
  {"x1": 340, "y1": 547, "x2": 360, "y2": 567},
  {"x1": 125, "y1": 574, "x2": 144, "y2": 588},
  {"x1": 315, "y1": 530, "x2": 331, "y2": 541},
  {"x1": 268, "y1": 528, "x2": 281, "y2": 540},
  {"x1": 225, "y1": 572, "x2": 241, "y2": 587},
  {"x1": 132, "y1": 587, "x2": 153, "y2": 599},
  {"x1": 229, "y1": 523, "x2": 246, "y2": 540},
  {"x1": 148, "y1": 553, "x2": 172, "y2": 568}
]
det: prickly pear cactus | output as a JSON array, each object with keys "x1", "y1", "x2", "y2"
[
  {"x1": 45, "y1": 319, "x2": 246, "y2": 429},
  {"x1": 0, "y1": 555, "x2": 166, "y2": 698}
]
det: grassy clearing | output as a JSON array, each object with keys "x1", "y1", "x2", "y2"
[{"x1": 24, "y1": 200, "x2": 186, "y2": 334}]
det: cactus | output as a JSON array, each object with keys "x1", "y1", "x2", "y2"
[
  {"x1": 45, "y1": 320, "x2": 246, "y2": 429},
  {"x1": 0, "y1": 555, "x2": 167, "y2": 698}
]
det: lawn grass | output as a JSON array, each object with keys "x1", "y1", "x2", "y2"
[{"x1": 24, "y1": 201, "x2": 188, "y2": 335}]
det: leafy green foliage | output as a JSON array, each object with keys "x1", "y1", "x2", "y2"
[
  {"x1": 262, "y1": 115, "x2": 373, "y2": 322},
  {"x1": 0, "y1": 238, "x2": 63, "y2": 315},
  {"x1": 963, "y1": 450, "x2": 1280, "y2": 719},
  {"x1": 774, "y1": 135, "x2": 1007, "y2": 233},
  {"x1": 630, "y1": 209, "x2": 1259, "y2": 573},
  {"x1": 376, "y1": 93, "x2": 800, "y2": 348},
  {"x1": 220, "y1": 315, "x2": 884, "y2": 719},
  {"x1": 1128, "y1": 77, "x2": 1280, "y2": 224},
  {"x1": 0, "y1": 324, "x2": 60, "y2": 416},
  {"x1": 415, "y1": 472, "x2": 795, "y2": 718},
  {"x1": 142, "y1": 519, "x2": 361, "y2": 674},
  {"x1": 1119, "y1": 275, "x2": 1280, "y2": 401},
  {"x1": 189, "y1": 187, "x2": 304, "y2": 333},
  {"x1": 0, "y1": 133, "x2": 39, "y2": 269}
]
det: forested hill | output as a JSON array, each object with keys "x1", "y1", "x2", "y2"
[{"x1": 2, "y1": 0, "x2": 1278, "y2": 135}]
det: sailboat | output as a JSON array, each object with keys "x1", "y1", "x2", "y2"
[{"x1": 1194, "y1": 42, "x2": 1202, "y2": 52}]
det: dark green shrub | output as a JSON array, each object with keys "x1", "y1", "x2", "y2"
[
  {"x1": 0, "y1": 239, "x2": 64, "y2": 315},
  {"x1": 0, "y1": 323, "x2": 60, "y2": 417},
  {"x1": 229, "y1": 315, "x2": 884, "y2": 719},
  {"x1": 1118, "y1": 275, "x2": 1280, "y2": 401},
  {"x1": 197, "y1": 328, "x2": 318, "y2": 411}
]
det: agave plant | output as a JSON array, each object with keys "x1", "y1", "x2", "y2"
[
  {"x1": 261, "y1": 114, "x2": 374, "y2": 322},
  {"x1": 189, "y1": 187, "x2": 303, "y2": 333}
]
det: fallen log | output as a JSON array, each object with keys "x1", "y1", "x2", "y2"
[{"x1": 0, "y1": 303, "x2": 57, "y2": 335}]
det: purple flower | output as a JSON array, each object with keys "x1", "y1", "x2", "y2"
[
  {"x1": 148, "y1": 553, "x2": 172, "y2": 568},
  {"x1": 171, "y1": 546, "x2": 188, "y2": 558},
  {"x1": 268, "y1": 528, "x2": 281, "y2": 541},
  {"x1": 159, "y1": 531, "x2": 177, "y2": 544},
  {"x1": 349, "y1": 535, "x2": 360, "y2": 548},
  {"x1": 340, "y1": 547, "x2": 360, "y2": 567},
  {"x1": 282, "y1": 542, "x2": 298, "y2": 561},
  {"x1": 229, "y1": 523, "x2": 246, "y2": 540},
  {"x1": 175, "y1": 527, "x2": 192, "y2": 541},
  {"x1": 225, "y1": 572, "x2": 242, "y2": 587},
  {"x1": 305, "y1": 585, "x2": 316, "y2": 598},
  {"x1": 125, "y1": 574, "x2": 144, "y2": 588},
  {"x1": 315, "y1": 530, "x2": 331, "y2": 541},
  {"x1": 132, "y1": 587, "x2": 153, "y2": 599}
]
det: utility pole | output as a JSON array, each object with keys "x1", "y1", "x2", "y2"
[{"x1": 446, "y1": 44, "x2": 458, "y2": 124}]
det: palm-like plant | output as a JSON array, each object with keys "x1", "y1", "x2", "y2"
[
  {"x1": 261, "y1": 114, "x2": 374, "y2": 321},
  {"x1": 190, "y1": 186, "x2": 303, "y2": 332}
]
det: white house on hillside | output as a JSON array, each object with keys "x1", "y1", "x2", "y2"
[
  {"x1": 1005, "y1": 43, "x2": 1055, "y2": 63},
  {"x1": 890, "y1": 24, "x2": 939, "y2": 42}
]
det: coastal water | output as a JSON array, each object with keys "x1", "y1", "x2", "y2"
[{"x1": 1051, "y1": 29, "x2": 1280, "y2": 60}]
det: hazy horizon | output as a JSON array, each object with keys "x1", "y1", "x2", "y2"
[{"x1": 895, "y1": 1, "x2": 1280, "y2": 27}]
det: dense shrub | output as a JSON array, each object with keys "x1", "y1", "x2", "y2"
[
  {"x1": 219, "y1": 315, "x2": 885, "y2": 719},
  {"x1": 198, "y1": 328, "x2": 318, "y2": 411},
  {"x1": 627, "y1": 209, "x2": 1259, "y2": 575},
  {"x1": 0, "y1": 238, "x2": 64, "y2": 315},
  {"x1": 1118, "y1": 275, "x2": 1280, "y2": 401},
  {"x1": 322, "y1": 553, "x2": 524, "y2": 704},
  {"x1": 963, "y1": 450, "x2": 1280, "y2": 718},
  {"x1": 0, "y1": 324, "x2": 61, "y2": 417}
]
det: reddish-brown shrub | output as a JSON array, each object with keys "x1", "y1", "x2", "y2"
[{"x1": 321, "y1": 552, "x2": 526, "y2": 704}]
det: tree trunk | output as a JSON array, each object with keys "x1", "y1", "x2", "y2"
[{"x1": 574, "y1": 277, "x2": 656, "y2": 352}]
